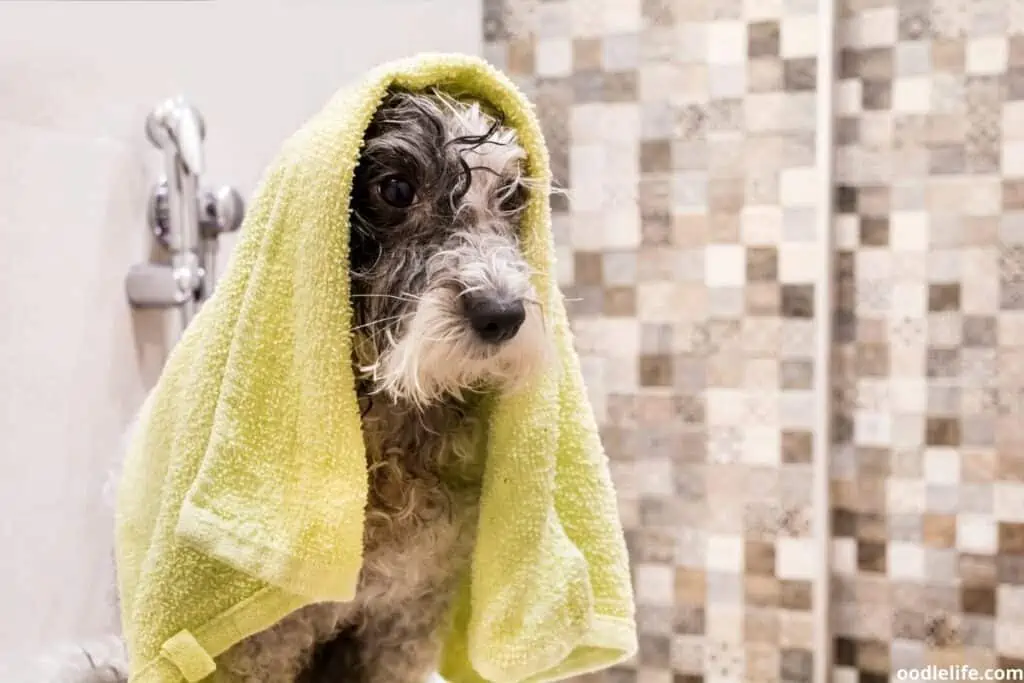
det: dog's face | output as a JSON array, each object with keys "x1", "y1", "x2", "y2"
[{"x1": 349, "y1": 90, "x2": 550, "y2": 407}]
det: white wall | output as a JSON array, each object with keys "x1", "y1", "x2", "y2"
[{"x1": 0, "y1": 0, "x2": 481, "y2": 652}]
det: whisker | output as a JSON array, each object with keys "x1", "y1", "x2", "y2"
[
  {"x1": 351, "y1": 293, "x2": 425, "y2": 304},
  {"x1": 350, "y1": 312, "x2": 413, "y2": 333}
]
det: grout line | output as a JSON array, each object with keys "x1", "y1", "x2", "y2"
[{"x1": 812, "y1": 0, "x2": 839, "y2": 680}]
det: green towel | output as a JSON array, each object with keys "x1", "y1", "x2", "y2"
[{"x1": 115, "y1": 53, "x2": 636, "y2": 683}]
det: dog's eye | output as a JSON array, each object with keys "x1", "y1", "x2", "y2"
[{"x1": 379, "y1": 176, "x2": 416, "y2": 208}]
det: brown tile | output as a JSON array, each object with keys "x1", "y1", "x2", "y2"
[
  {"x1": 931, "y1": 145, "x2": 967, "y2": 174},
  {"x1": 783, "y1": 58, "x2": 817, "y2": 92},
  {"x1": 998, "y1": 555, "x2": 1024, "y2": 585},
  {"x1": 748, "y1": 56, "x2": 785, "y2": 93},
  {"x1": 857, "y1": 448, "x2": 891, "y2": 478},
  {"x1": 639, "y1": 354, "x2": 673, "y2": 387},
  {"x1": 673, "y1": 394, "x2": 705, "y2": 423},
  {"x1": 862, "y1": 81, "x2": 892, "y2": 110},
  {"x1": 857, "y1": 512, "x2": 888, "y2": 543},
  {"x1": 674, "y1": 568, "x2": 706, "y2": 604},
  {"x1": 640, "y1": 141, "x2": 671, "y2": 173},
  {"x1": 833, "y1": 480, "x2": 858, "y2": 511},
  {"x1": 674, "y1": 0, "x2": 710, "y2": 21},
  {"x1": 673, "y1": 214, "x2": 709, "y2": 246},
  {"x1": 748, "y1": 21, "x2": 779, "y2": 57},
  {"x1": 639, "y1": 175, "x2": 671, "y2": 212},
  {"x1": 960, "y1": 554, "x2": 999, "y2": 588},
  {"x1": 574, "y1": 252, "x2": 603, "y2": 286},
  {"x1": 781, "y1": 430, "x2": 813, "y2": 464},
  {"x1": 638, "y1": 634, "x2": 670, "y2": 668},
  {"x1": 781, "y1": 285, "x2": 815, "y2": 318},
  {"x1": 926, "y1": 418, "x2": 962, "y2": 447},
  {"x1": 929, "y1": 284, "x2": 961, "y2": 312},
  {"x1": 745, "y1": 609, "x2": 780, "y2": 644},
  {"x1": 857, "y1": 639, "x2": 891, "y2": 673},
  {"x1": 932, "y1": 39, "x2": 966, "y2": 72},
  {"x1": 745, "y1": 575, "x2": 779, "y2": 607},
  {"x1": 673, "y1": 604, "x2": 705, "y2": 635},
  {"x1": 708, "y1": 214, "x2": 740, "y2": 242},
  {"x1": 604, "y1": 71, "x2": 638, "y2": 102},
  {"x1": 1000, "y1": 523, "x2": 1024, "y2": 554},
  {"x1": 898, "y1": 0, "x2": 930, "y2": 40},
  {"x1": 1011, "y1": 36, "x2": 1024, "y2": 68},
  {"x1": 641, "y1": 217, "x2": 672, "y2": 247},
  {"x1": 923, "y1": 514, "x2": 957, "y2": 548},
  {"x1": 482, "y1": 0, "x2": 506, "y2": 42},
  {"x1": 834, "y1": 637, "x2": 856, "y2": 667},
  {"x1": 746, "y1": 247, "x2": 778, "y2": 281},
  {"x1": 604, "y1": 286, "x2": 636, "y2": 316},
  {"x1": 708, "y1": 355, "x2": 744, "y2": 388},
  {"x1": 928, "y1": 115, "x2": 968, "y2": 146},
  {"x1": 856, "y1": 48, "x2": 894, "y2": 81},
  {"x1": 959, "y1": 451, "x2": 994, "y2": 483},
  {"x1": 1009, "y1": 68, "x2": 1024, "y2": 101},
  {"x1": 708, "y1": 179, "x2": 745, "y2": 212},
  {"x1": 1000, "y1": 454, "x2": 1024, "y2": 482},
  {"x1": 860, "y1": 218, "x2": 889, "y2": 246},
  {"x1": 893, "y1": 609, "x2": 927, "y2": 640},
  {"x1": 962, "y1": 586, "x2": 997, "y2": 616},
  {"x1": 856, "y1": 343, "x2": 890, "y2": 377},
  {"x1": 832, "y1": 508, "x2": 856, "y2": 537},
  {"x1": 928, "y1": 349, "x2": 961, "y2": 379},
  {"x1": 641, "y1": 0, "x2": 676, "y2": 24},
  {"x1": 857, "y1": 541, "x2": 887, "y2": 573},
  {"x1": 507, "y1": 39, "x2": 535, "y2": 74},
  {"x1": 746, "y1": 541, "x2": 775, "y2": 575},
  {"x1": 833, "y1": 415, "x2": 853, "y2": 446},
  {"x1": 925, "y1": 612, "x2": 962, "y2": 648},
  {"x1": 857, "y1": 186, "x2": 890, "y2": 216},
  {"x1": 836, "y1": 116, "x2": 859, "y2": 145},
  {"x1": 894, "y1": 582, "x2": 925, "y2": 610},
  {"x1": 837, "y1": 49, "x2": 856, "y2": 80},
  {"x1": 1005, "y1": 180, "x2": 1024, "y2": 210},
  {"x1": 674, "y1": 676, "x2": 704, "y2": 683},
  {"x1": 963, "y1": 317, "x2": 998, "y2": 347},
  {"x1": 836, "y1": 185, "x2": 857, "y2": 212},
  {"x1": 780, "y1": 580, "x2": 813, "y2": 610},
  {"x1": 746, "y1": 282, "x2": 781, "y2": 315},
  {"x1": 572, "y1": 38, "x2": 602, "y2": 71}
]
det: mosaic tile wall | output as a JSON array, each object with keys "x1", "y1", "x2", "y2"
[
  {"x1": 484, "y1": 1, "x2": 827, "y2": 681},
  {"x1": 831, "y1": 0, "x2": 1024, "y2": 680}
]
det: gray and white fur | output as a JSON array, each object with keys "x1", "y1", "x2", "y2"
[{"x1": 18, "y1": 89, "x2": 552, "y2": 683}]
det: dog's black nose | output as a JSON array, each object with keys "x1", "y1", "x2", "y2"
[{"x1": 464, "y1": 294, "x2": 526, "y2": 344}]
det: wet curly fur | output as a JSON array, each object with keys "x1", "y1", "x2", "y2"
[{"x1": 25, "y1": 90, "x2": 551, "y2": 683}]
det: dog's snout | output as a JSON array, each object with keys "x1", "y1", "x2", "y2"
[{"x1": 464, "y1": 293, "x2": 526, "y2": 344}]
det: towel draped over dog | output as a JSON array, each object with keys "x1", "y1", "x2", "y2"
[{"x1": 115, "y1": 53, "x2": 637, "y2": 683}]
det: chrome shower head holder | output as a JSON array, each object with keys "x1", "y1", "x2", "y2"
[{"x1": 126, "y1": 97, "x2": 244, "y2": 330}]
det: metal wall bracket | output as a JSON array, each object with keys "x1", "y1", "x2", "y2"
[{"x1": 125, "y1": 97, "x2": 244, "y2": 328}]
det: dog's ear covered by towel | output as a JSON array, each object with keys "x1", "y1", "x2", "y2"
[{"x1": 115, "y1": 53, "x2": 637, "y2": 683}]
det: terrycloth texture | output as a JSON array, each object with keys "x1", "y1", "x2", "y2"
[{"x1": 115, "y1": 53, "x2": 636, "y2": 683}]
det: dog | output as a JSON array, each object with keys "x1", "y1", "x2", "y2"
[{"x1": 21, "y1": 89, "x2": 552, "y2": 683}]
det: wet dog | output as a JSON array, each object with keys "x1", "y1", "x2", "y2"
[{"x1": 25, "y1": 89, "x2": 551, "y2": 683}]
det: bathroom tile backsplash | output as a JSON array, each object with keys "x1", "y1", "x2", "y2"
[
  {"x1": 489, "y1": 0, "x2": 1024, "y2": 680},
  {"x1": 831, "y1": 0, "x2": 1024, "y2": 679},
  {"x1": 485, "y1": 0, "x2": 826, "y2": 680}
]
